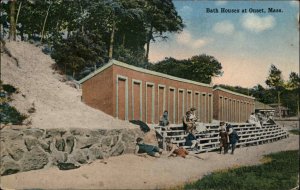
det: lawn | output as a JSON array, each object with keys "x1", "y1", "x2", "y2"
[
  {"x1": 289, "y1": 129, "x2": 300, "y2": 135},
  {"x1": 183, "y1": 150, "x2": 299, "y2": 190}
]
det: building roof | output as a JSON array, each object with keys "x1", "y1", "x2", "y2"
[
  {"x1": 255, "y1": 101, "x2": 275, "y2": 110},
  {"x1": 213, "y1": 87, "x2": 255, "y2": 100},
  {"x1": 78, "y1": 59, "x2": 212, "y2": 87}
]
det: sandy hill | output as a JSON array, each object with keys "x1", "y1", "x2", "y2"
[{"x1": 1, "y1": 41, "x2": 134, "y2": 129}]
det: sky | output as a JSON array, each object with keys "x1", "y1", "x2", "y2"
[{"x1": 148, "y1": 0, "x2": 299, "y2": 88}]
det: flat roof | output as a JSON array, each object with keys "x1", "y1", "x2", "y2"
[
  {"x1": 213, "y1": 87, "x2": 255, "y2": 100},
  {"x1": 79, "y1": 59, "x2": 212, "y2": 88}
]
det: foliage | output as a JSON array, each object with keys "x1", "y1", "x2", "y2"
[
  {"x1": 1, "y1": 0, "x2": 184, "y2": 75},
  {"x1": 184, "y1": 150, "x2": 299, "y2": 190},
  {"x1": 2, "y1": 84, "x2": 17, "y2": 94},
  {"x1": 151, "y1": 55, "x2": 223, "y2": 84},
  {"x1": 51, "y1": 31, "x2": 107, "y2": 79},
  {"x1": 289, "y1": 129, "x2": 299, "y2": 135},
  {"x1": 0, "y1": 103, "x2": 27, "y2": 125},
  {"x1": 0, "y1": 82, "x2": 27, "y2": 125},
  {"x1": 265, "y1": 64, "x2": 284, "y2": 91}
]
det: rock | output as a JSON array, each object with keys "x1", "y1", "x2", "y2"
[
  {"x1": 55, "y1": 137, "x2": 65, "y2": 151},
  {"x1": 101, "y1": 136, "x2": 113, "y2": 147},
  {"x1": 121, "y1": 130, "x2": 136, "y2": 144},
  {"x1": 24, "y1": 136, "x2": 40, "y2": 151},
  {"x1": 76, "y1": 136, "x2": 99, "y2": 149},
  {"x1": 88, "y1": 145, "x2": 104, "y2": 161},
  {"x1": 51, "y1": 151, "x2": 68, "y2": 164},
  {"x1": 40, "y1": 140, "x2": 51, "y2": 153},
  {"x1": 69, "y1": 150, "x2": 87, "y2": 164},
  {"x1": 110, "y1": 142, "x2": 125, "y2": 156},
  {"x1": 0, "y1": 156, "x2": 20, "y2": 176},
  {"x1": 0, "y1": 129, "x2": 24, "y2": 141},
  {"x1": 23, "y1": 128, "x2": 44, "y2": 139},
  {"x1": 6, "y1": 140, "x2": 26, "y2": 161},
  {"x1": 65, "y1": 136, "x2": 75, "y2": 154},
  {"x1": 45, "y1": 129, "x2": 66, "y2": 138},
  {"x1": 21, "y1": 146, "x2": 48, "y2": 171}
]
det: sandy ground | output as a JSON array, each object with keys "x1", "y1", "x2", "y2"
[
  {"x1": 1, "y1": 41, "x2": 134, "y2": 129},
  {"x1": 0, "y1": 134, "x2": 298, "y2": 190}
]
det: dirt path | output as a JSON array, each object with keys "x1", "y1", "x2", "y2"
[{"x1": 1, "y1": 134, "x2": 298, "y2": 190}]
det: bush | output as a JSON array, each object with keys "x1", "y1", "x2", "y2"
[
  {"x1": 184, "y1": 150, "x2": 299, "y2": 190},
  {"x1": 1, "y1": 84, "x2": 17, "y2": 94},
  {"x1": 0, "y1": 103, "x2": 27, "y2": 125}
]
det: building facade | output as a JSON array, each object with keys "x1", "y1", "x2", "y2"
[
  {"x1": 213, "y1": 87, "x2": 255, "y2": 123},
  {"x1": 80, "y1": 60, "x2": 256, "y2": 124},
  {"x1": 80, "y1": 60, "x2": 214, "y2": 124}
]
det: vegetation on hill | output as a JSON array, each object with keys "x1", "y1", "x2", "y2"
[
  {"x1": 0, "y1": 82, "x2": 27, "y2": 125},
  {"x1": 183, "y1": 150, "x2": 299, "y2": 190}
]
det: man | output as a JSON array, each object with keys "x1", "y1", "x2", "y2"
[
  {"x1": 166, "y1": 138, "x2": 203, "y2": 159},
  {"x1": 183, "y1": 111, "x2": 195, "y2": 133},
  {"x1": 185, "y1": 131, "x2": 199, "y2": 151},
  {"x1": 159, "y1": 110, "x2": 169, "y2": 127},
  {"x1": 135, "y1": 137, "x2": 163, "y2": 157},
  {"x1": 219, "y1": 121, "x2": 228, "y2": 154},
  {"x1": 189, "y1": 107, "x2": 198, "y2": 122},
  {"x1": 226, "y1": 124, "x2": 240, "y2": 154},
  {"x1": 248, "y1": 112, "x2": 262, "y2": 128}
]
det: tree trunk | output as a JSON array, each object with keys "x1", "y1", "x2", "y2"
[
  {"x1": 122, "y1": 33, "x2": 126, "y2": 47},
  {"x1": 108, "y1": 20, "x2": 116, "y2": 59},
  {"x1": 15, "y1": 1, "x2": 22, "y2": 28},
  {"x1": 145, "y1": 25, "x2": 153, "y2": 62},
  {"x1": 41, "y1": 2, "x2": 52, "y2": 43},
  {"x1": 278, "y1": 91, "x2": 281, "y2": 119},
  {"x1": 9, "y1": 0, "x2": 16, "y2": 41}
]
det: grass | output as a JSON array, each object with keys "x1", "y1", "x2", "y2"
[
  {"x1": 183, "y1": 150, "x2": 299, "y2": 190},
  {"x1": 289, "y1": 129, "x2": 300, "y2": 135}
]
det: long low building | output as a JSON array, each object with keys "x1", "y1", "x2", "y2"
[
  {"x1": 213, "y1": 87, "x2": 255, "y2": 123},
  {"x1": 79, "y1": 60, "x2": 255, "y2": 124}
]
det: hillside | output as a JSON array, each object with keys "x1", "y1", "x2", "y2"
[{"x1": 1, "y1": 41, "x2": 134, "y2": 129}]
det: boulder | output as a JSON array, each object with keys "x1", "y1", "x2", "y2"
[
  {"x1": 6, "y1": 140, "x2": 26, "y2": 161},
  {"x1": 45, "y1": 129, "x2": 66, "y2": 138},
  {"x1": 69, "y1": 150, "x2": 87, "y2": 164},
  {"x1": 88, "y1": 145, "x2": 104, "y2": 161},
  {"x1": 110, "y1": 142, "x2": 125, "y2": 156},
  {"x1": 21, "y1": 146, "x2": 48, "y2": 171},
  {"x1": 23, "y1": 128, "x2": 44, "y2": 139},
  {"x1": 0, "y1": 129, "x2": 24, "y2": 141},
  {"x1": 24, "y1": 136, "x2": 40, "y2": 151},
  {"x1": 55, "y1": 137, "x2": 65, "y2": 151},
  {"x1": 65, "y1": 136, "x2": 75, "y2": 154},
  {"x1": 101, "y1": 136, "x2": 113, "y2": 147},
  {"x1": 0, "y1": 156, "x2": 20, "y2": 176},
  {"x1": 51, "y1": 151, "x2": 68, "y2": 165},
  {"x1": 76, "y1": 136, "x2": 99, "y2": 149}
]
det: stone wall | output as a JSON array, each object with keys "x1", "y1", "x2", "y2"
[{"x1": 0, "y1": 127, "x2": 151, "y2": 176}]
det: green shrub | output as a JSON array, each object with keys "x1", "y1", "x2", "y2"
[
  {"x1": 2, "y1": 84, "x2": 17, "y2": 94},
  {"x1": 184, "y1": 150, "x2": 299, "y2": 190},
  {"x1": 289, "y1": 129, "x2": 300, "y2": 135},
  {"x1": 0, "y1": 103, "x2": 27, "y2": 125}
]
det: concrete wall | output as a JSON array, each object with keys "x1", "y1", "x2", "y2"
[
  {"x1": 82, "y1": 66, "x2": 114, "y2": 116},
  {"x1": 213, "y1": 88, "x2": 255, "y2": 122},
  {"x1": 0, "y1": 127, "x2": 148, "y2": 176}
]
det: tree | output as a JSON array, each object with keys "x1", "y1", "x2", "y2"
[
  {"x1": 51, "y1": 31, "x2": 106, "y2": 79},
  {"x1": 9, "y1": 0, "x2": 16, "y2": 40},
  {"x1": 265, "y1": 64, "x2": 285, "y2": 118},
  {"x1": 285, "y1": 72, "x2": 300, "y2": 116},
  {"x1": 143, "y1": 0, "x2": 184, "y2": 61},
  {"x1": 151, "y1": 54, "x2": 223, "y2": 84}
]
